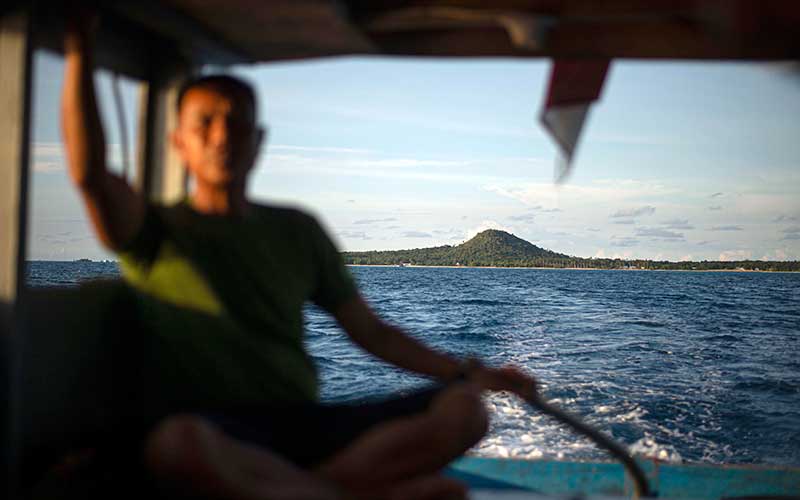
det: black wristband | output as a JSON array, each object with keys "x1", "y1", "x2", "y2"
[{"x1": 452, "y1": 357, "x2": 483, "y2": 382}]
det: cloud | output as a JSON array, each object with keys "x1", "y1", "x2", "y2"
[
  {"x1": 33, "y1": 161, "x2": 64, "y2": 173},
  {"x1": 508, "y1": 214, "x2": 536, "y2": 223},
  {"x1": 485, "y1": 180, "x2": 672, "y2": 208},
  {"x1": 32, "y1": 142, "x2": 66, "y2": 173},
  {"x1": 31, "y1": 141, "x2": 126, "y2": 173},
  {"x1": 710, "y1": 192, "x2": 724, "y2": 198},
  {"x1": 517, "y1": 205, "x2": 562, "y2": 214},
  {"x1": 707, "y1": 206, "x2": 723, "y2": 211},
  {"x1": 351, "y1": 159, "x2": 465, "y2": 168},
  {"x1": 719, "y1": 250, "x2": 752, "y2": 261},
  {"x1": 612, "y1": 220, "x2": 636, "y2": 225},
  {"x1": 308, "y1": 101, "x2": 542, "y2": 139},
  {"x1": 696, "y1": 240, "x2": 713, "y2": 246},
  {"x1": 661, "y1": 219, "x2": 694, "y2": 230},
  {"x1": 338, "y1": 231, "x2": 370, "y2": 240},
  {"x1": 33, "y1": 142, "x2": 64, "y2": 157},
  {"x1": 782, "y1": 226, "x2": 800, "y2": 241},
  {"x1": 465, "y1": 221, "x2": 515, "y2": 240},
  {"x1": 346, "y1": 199, "x2": 356, "y2": 203},
  {"x1": 762, "y1": 249, "x2": 791, "y2": 261},
  {"x1": 734, "y1": 193, "x2": 799, "y2": 216},
  {"x1": 432, "y1": 229, "x2": 463, "y2": 237},
  {"x1": 611, "y1": 237, "x2": 639, "y2": 247},
  {"x1": 711, "y1": 225, "x2": 743, "y2": 231},
  {"x1": 590, "y1": 132, "x2": 679, "y2": 146},
  {"x1": 594, "y1": 248, "x2": 634, "y2": 259},
  {"x1": 402, "y1": 231, "x2": 432, "y2": 238},
  {"x1": 270, "y1": 145, "x2": 371, "y2": 154},
  {"x1": 610, "y1": 206, "x2": 656, "y2": 218},
  {"x1": 262, "y1": 152, "x2": 491, "y2": 183},
  {"x1": 773, "y1": 215, "x2": 799, "y2": 223},
  {"x1": 635, "y1": 227, "x2": 684, "y2": 239},
  {"x1": 353, "y1": 218, "x2": 397, "y2": 225},
  {"x1": 585, "y1": 227, "x2": 601, "y2": 232},
  {"x1": 34, "y1": 231, "x2": 92, "y2": 245}
]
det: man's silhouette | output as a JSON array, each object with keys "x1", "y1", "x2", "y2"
[{"x1": 60, "y1": 15, "x2": 535, "y2": 499}]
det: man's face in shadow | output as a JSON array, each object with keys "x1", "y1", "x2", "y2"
[{"x1": 172, "y1": 84, "x2": 263, "y2": 189}]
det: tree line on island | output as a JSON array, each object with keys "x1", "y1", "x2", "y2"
[{"x1": 342, "y1": 229, "x2": 800, "y2": 272}]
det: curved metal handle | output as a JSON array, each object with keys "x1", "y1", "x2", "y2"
[{"x1": 524, "y1": 393, "x2": 652, "y2": 498}]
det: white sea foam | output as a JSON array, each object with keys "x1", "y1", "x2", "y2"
[
  {"x1": 594, "y1": 404, "x2": 614, "y2": 414},
  {"x1": 613, "y1": 406, "x2": 648, "y2": 423},
  {"x1": 629, "y1": 436, "x2": 683, "y2": 463},
  {"x1": 306, "y1": 266, "x2": 800, "y2": 466}
]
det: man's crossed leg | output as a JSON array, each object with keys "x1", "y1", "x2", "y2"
[{"x1": 145, "y1": 383, "x2": 487, "y2": 500}]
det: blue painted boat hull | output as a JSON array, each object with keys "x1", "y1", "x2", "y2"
[{"x1": 449, "y1": 457, "x2": 800, "y2": 498}]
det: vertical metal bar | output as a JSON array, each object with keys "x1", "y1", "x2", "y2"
[
  {"x1": 134, "y1": 83, "x2": 151, "y2": 194},
  {"x1": 135, "y1": 63, "x2": 192, "y2": 203},
  {"x1": 0, "y1": 8, "x2": 33, "y2": 499}
]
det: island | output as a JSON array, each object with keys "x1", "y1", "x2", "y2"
[{"x1": 342, "y1": 230, "x2": 800, "y2": 272}]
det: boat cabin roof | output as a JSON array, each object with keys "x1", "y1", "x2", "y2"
[{"x1": 17, "y1": 0, "x2": 800, "y2": 76}]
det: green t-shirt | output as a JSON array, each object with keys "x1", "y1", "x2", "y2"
[{"x1": 118, "y1": 202, "x2": 357, "y2": 414}]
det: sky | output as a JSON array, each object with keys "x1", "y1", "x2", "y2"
[{"x1": 28, "y1": 51, "x2": 800, "y2": 262}]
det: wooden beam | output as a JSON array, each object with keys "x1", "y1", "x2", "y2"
[
  {"x1": 136, "y1": 63, "x2": 193, "y2": 203},
  {"x1": 0, "y1": 9, "x2": 32, "y2": 499},
  {"x1": 110, "y1": 1, "x2": 249, "y2": 66},
  {"x1": 368, "y1": 18, "x2": 800, "y2": 60},
  {"x1": 32, "y1": 2, "x2": 247, "y2": 80},
  {"x1": 359, "y1": 1, "x2": 800, "y2": 60}
]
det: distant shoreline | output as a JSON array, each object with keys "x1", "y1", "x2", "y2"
[
  {"x1": 346, "y1": 264, "x2": 798, "y2": 273},
  {"x1": 25, "y1": 261, "x2": 797, "y2": 273},
  {"x1": 341, "y1": 230, "x2": 800, "y2": 272}
]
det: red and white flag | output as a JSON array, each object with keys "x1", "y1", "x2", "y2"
[{"x1": 540, "y1": 59, "x2": 610, "y2": 181}]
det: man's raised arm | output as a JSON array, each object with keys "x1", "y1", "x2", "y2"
[
  {"x1": 61, "y1": 19, "x2": 144, "y2": 251},
  {"x1": 334, "y1": 294, "x2": 538, "y2": 397},
  {"x1": 334, "y1": 294, "x2": 463, "y2": 381}
]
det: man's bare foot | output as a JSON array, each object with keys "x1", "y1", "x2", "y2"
[
  {"x1": 383, "y1": 474, "x2": 467, "y2": 500},
  {"x1": 144, "y1": 400, "x2": 482, "y2": 500},
  {"x1": 317, "y1": 382, "x2": 487, "y2": 493},
  {"x1": 143, "y1": 415, "x2": 340, "y2": 500}
]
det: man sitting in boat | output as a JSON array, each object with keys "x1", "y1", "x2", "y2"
[{"x1": 61, "y1": 16, "x2": 535, "y2": 498}]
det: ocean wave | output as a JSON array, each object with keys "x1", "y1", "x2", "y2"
[
  {"x1": 733, "y1": 378, "x2": 800, "y2": 395},
  {"x1": 629, "y1": 437, "x2": 683, "y2": 463},
  {"x1": 700, "y1": 334, "x2": 740, "y2": 342},
  {"x1": 621, "y1": 319, "x2": 668, "y2": 328},
  {"x1": 28, "y1": 262, "x2": 800, "y2": 467}
]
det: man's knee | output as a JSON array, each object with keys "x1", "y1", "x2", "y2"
[
  {"x1": 143, "y1": 415, "x2": 212, "y2": 473},
  {"x1": 430, "y1": 383, "x2": 489, "y2": 446}
]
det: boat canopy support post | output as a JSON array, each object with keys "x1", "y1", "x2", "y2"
[
  {"x1": 0, "y1": 8, "x2": 33, "y2": 499},
  {"x1": 136, "y1": 62, "x2": 194, "y2": 203}
]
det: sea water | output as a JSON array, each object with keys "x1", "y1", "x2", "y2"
[{"x1": 26, "y1": 261, "x2": 800, "y2": 466}]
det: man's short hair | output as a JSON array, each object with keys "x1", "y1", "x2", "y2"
[{"x1": 176, "y1": 74, "x2": 257, "y2": 119}]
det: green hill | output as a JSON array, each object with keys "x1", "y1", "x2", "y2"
[
  {"x1": 343, "y1": 229, "x2": 572, "y2": 267},
  {"x1": 453, "y1": 229, "x2": 567, "y2": 262},
  {"x1": 341, "y1": 229, "x2": 800, "y2": 271}
]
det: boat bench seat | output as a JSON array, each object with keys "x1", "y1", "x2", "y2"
[{"x1": 16, "y1": 279, "x2": 145, "y2": 496}]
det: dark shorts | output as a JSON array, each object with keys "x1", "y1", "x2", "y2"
[
  {"x1": 202, "y1": 385, "x2": 443, "y2": 467},
  {"x1": 28, "y1": 386, "x2": 444, "y2": 499}
]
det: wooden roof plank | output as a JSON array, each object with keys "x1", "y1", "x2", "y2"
[
  {"x1": 167, "y1": 0, "x2": 376, "y2": 62},
  {"x1": 10, "y1": 1, "x2": 800, "y2": 67}
]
